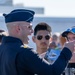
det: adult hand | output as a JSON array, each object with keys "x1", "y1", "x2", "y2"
[{"x1": 64, "y1": 41, "x2": 75, "y2": 53}]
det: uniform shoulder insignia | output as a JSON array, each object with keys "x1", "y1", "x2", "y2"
[{"x1": 21, "y1": 44, "x2": 29, "y2": 48}]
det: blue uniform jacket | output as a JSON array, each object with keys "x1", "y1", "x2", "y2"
[{"x1": 0, "y1": 36, "x2": 72, "y2": 75}]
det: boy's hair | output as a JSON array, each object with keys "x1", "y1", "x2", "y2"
[{"x1": 34, "y1": 22, "x2": 52, "y2": 36}]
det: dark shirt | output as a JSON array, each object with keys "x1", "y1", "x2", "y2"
[{"x1": 0, "y1": 36, "x2": 72, "y2": 75}]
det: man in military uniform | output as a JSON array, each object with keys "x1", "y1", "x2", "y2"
[{"x1": 0, "y1": 9, "x2": 75, "y2": 75}]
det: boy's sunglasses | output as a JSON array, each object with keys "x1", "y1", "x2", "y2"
[{"x1": 36, "y1": 35, "x2": 50, "y2": 40}]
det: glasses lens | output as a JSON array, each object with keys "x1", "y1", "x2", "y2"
[
  {"x1": 45, "y1": 35, "x2": 50, "y2": 40},
  {"x1": 37, "y1": 35, "x2": 42, "y2": 40},
  {"x1": 37, "y1": 35, "x2": 50, "y2": 40}
]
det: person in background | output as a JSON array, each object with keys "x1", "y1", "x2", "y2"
[
  {"x1": 0, "y1": 9, "x2": 75, "y2": 75},
  {"x1": 62, "y1": 26, "x2": 75, "y2": 63},
  {"x1": 32, "y1": 22, "x2": 61, "y2": 65},
  {"x1": 0, "y1": 29, "x2": 4, "y2": 43},
  {"x1": 49, "y1": 42, "x2": 57, "y2": 49},
  {"x1": 0, "y1": 29, "x2": 8, "y2": 44},
  {"x1": 51, "y1": 33, "x2": 60, "y2": 47},
  {"x1": 59, "y1": 34, "x2": 67, "y2": 48},
  {"x1": 32, "y1": 22, "x2": 52, "y2": 58},
  {"x1": 59, "y1": 34, "x2": 67, "y2": 49},
  {"x1": 32, "y1": 22, "x2": 61, "y2": 64},
  {"x1": 62, "y1": 26, "x2": 75, "y2": 75},
  {"x1": 48, "y1": 33, "x2": 62, "y2": 64}
]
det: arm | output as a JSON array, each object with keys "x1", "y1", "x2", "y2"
[{"x1": 16, "y1": 47, "x2": 72, "y2": 75}]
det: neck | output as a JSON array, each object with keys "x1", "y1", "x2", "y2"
[{"x1": 36, "y1": 47, "x2": 48, "y2": 54}]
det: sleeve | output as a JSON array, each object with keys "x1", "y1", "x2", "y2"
[{"x1": 16, "y1": 47, "x2": 72, "y2": 75}]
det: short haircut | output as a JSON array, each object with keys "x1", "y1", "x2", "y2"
[{"x1": 34, "y1": 22, "x2": 52, "y2": 36}]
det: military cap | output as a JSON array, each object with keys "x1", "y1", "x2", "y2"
[
  {"x1": 62, "y1": 26, "x2": 75, "y2": 37},
  {"x1": 3, "y1": 9, "x2": 35, "y2": 23}
]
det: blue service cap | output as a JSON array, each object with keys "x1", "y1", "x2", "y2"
[
  {"x1": 62, "y1": 26, "x2": 75, "y2": 37},
  {"x1": 3, "y1": 9, "x2": 35, "y2": 23}
]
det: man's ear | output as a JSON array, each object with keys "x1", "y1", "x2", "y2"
[
  {"x1": 15, "y1": 25, "x2": 20, "y2": 34},
  {"x1": 32, "y1": 36, "x2": 36, "y2": 43}
]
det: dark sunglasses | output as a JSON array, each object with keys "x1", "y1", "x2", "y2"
[{"x1": 36, "y1": 35, "x2": 50, "y2": 40}]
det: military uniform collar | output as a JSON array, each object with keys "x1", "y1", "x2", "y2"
[{"x1": 2, "y1": 36, "x2": 23, "y2": 45}]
